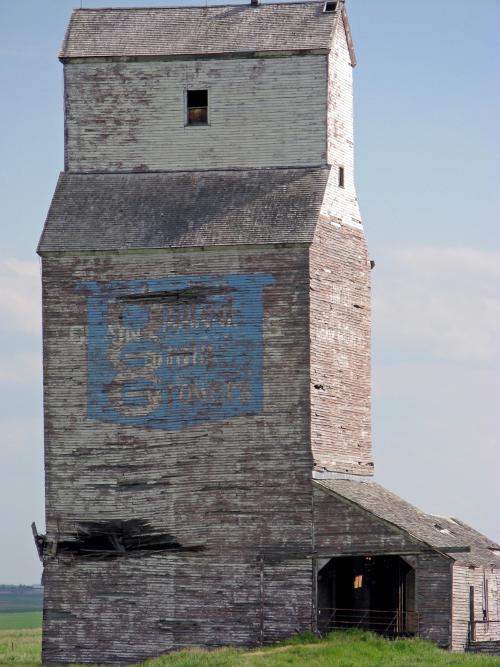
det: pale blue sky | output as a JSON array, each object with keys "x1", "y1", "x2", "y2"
[{"x1": 0, "y1": 0, "x2": 498, "y2": 584}]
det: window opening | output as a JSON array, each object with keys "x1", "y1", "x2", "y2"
[
  {"x1": 324, "y1": 1, "x2": 338, "y2": 12},
  {"x1": 338, "y1": 166, "x2": 345, "y2": 188},
  {"x1": 317, "y1": 555, "x2": 416, "y2": 637},
  {"x1": 187, "y1": 89, "x2": 208, "y2": 126}
]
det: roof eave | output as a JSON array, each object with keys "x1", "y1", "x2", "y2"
[
  {"x1": 59, "y1": 9, "x2": 78, "y2": 61},
  {"x1": 313, "y1": 480, "x2": 457, "y2": 560},
  {"x1": 341, "y1": 5, "x2": 357, "y2": 67},
  {"x1": 58, "y1": 47, "x2": 330, "y2": 64}
]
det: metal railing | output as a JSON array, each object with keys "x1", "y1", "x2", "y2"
[
  {"x1": 317, "y1": 607, "x2": 420, "y2": 638},
  {"x1": 469, "y1": 619, "x2": 500, "y2": 643}
]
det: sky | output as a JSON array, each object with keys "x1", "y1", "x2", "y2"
[{"x1": 0, "y1": 0, "x2": 498, "y2": 584}]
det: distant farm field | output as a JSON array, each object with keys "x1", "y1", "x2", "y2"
[
  {"x1": 1, "y1": 628, "x2": 500, "y2": 667},
  {"x1": 0, "y1": 588, "x2": 43, "y2": 613},
  {"x1": 0, "y1": 586, "x2": 43, "y2": 632},
  {"x1": 0, "y1": 611, "x2": 43, "y2": 629}
]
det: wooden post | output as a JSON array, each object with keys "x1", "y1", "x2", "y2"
[
  {"x1": 469, "y1": 586, "x2": 475, "y2": 642},
  {"x1": 258, "y1": 556, "x2": 264, "y2": 646},
  {"x1": 312, "y1": 557, "x2": 318, "y2": 634}
]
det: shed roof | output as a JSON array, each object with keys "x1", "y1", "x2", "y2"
[
  {"x1": 315, "y1": 479, "x2": 500, "y2": 567},
  {"x1": 37, "y1": 167, "x2": 330, "y2": 253},
  {"x1": 60, "y1": 2, "x2": 339, "y2": 60}
]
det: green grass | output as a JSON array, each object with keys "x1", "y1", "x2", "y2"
[
  {"x1": 0, "y1": 628, "x2": 41, "y2": 665},
  {"x1": 1, "y1": 628, "x2": 499, "y2": 666},
  {"x1": 0, "y1": 612, "x2": 43, "y2": 630},
  {"x1": 139, "y1": 631, "x2": 500, "y2": 666}
]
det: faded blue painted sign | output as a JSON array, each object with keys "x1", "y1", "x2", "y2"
[{"x1": 79, "y1": 274, "x2": 274, "y2": 429}]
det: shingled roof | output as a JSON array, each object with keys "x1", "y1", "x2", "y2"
[
  {"x1": 37, "y1": 168, "x2": 330, "y2": 253},
  {"x1": 315, "y1": 479, "x2": 500, "y2": 567},
  {"x1": 60, "y1": 2, "x2": 339, "y2": 60}
]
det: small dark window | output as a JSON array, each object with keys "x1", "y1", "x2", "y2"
[
  {"x1": 324, "y1": 1, "x2": 338, "y2": 12},
  {"x1": 187, "y1": 89, "x2": 208, "y2": 126},
  {"x1": 338, "y1": 166, "x2": 345, "y2": 188}
]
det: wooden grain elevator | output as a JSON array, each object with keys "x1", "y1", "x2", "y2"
[{"x1": 36, "y1": 1, "x2": 500, "y2": 663}]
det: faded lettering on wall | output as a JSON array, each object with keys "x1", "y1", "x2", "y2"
[{"x1": 79, "y1": 274, "x2": 274, "y2": 429}]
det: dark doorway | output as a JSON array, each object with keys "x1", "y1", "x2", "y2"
[{"x1": 317, "y1": 555, "x2": 416, "y2": 636}]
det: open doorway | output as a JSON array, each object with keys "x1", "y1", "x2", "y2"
[{"x1": 317, "y1": 555, "x2": 416, "y2": 636}]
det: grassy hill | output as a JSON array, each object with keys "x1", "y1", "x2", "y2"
[{"x1": 1, "y1": 629, "x2": 499, "y2": 666}]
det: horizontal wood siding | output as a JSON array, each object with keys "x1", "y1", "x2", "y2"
[
  {"x1": 326, "y1": 23, "x2": 361, "y2": 225},
  {"x1": 405, "y1": 554, "x2": 452, "y2": 648},
  {"x1": 467, "y1": 640, "x2": 500, "y2": 655},
  {"x1": 308, "y1": 19, "x2": 371, "y2": 476},
  {"x1": 313, "y1": 487, "x2": 424, "y2": 554},
  {"x1": 64, "y1": 55, "x2": 327, "y2": 172},
  {"x1": 262, "y1": 560, "x2": 313, "y2": 644},
  {"x1": 41, "y1": 245, "x2": 314, "y2": 664},
  {"x1": 309, "y1": 215, "x2": 372, "y2": 475},
  {"x1": 452, "y1": 564, "x2": 500, "y2": 651}
]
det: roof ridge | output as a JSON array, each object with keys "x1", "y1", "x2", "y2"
[{"x1": 74, "y1": 1, "x2": 325, "y2": 11}]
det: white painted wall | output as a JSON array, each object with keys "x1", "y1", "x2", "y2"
[
  {"x1": 322, "y1": 21, "x2": 361, "y2": 226},
  {"x1": 65, "y1": 55, "x2": 328, "y2": 172}
]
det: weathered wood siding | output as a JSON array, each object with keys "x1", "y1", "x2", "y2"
[
  {"x1": 64, "y1": 55, "x2": 328, "y2": 173},
  {"x1": 41, "y1": 245, "x2": 314, "y2": 664},
  {"x1": 326, "y1": 22, "x2": 361, "y2": 226},
  {"x1": 314, "y1": 487, "x2": 425, "y2": 554},
  {"x1": 308, "y1": 19, "x2": 371, "y2": 477},
  {"x1": 404, "y1": 553, "x2": 452, "y2": 648},
  {"x1": 309, "y1": 213, "x2": 372, "y2": 476},
  {"x1": 262, "y1": 559, "x2": 313, "y2": 644},
  {"x1": 452, "y1": 564, "x2": 500, "y2": 651},
  {"x1": 313, "y1": 487, "x2": 452, "y2": 648},
  {"x1": 467, "y1": 640, "x2": 500, "y2": 655}
]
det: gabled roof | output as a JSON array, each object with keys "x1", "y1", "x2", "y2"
[
  {"x1": 37, "y1": 168, "x2": 330, "y2": 253},
  {"x1": 315, "y1": 479, "x2": 500, "y2": 567},
  {"x1": 60, "y1": 2, "x2": 340, "y2": 60}
]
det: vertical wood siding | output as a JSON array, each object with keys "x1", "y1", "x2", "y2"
[
  {"x1": 41, "y1": 245, "x2": 314, "y2": 664},
  {"x1": 64, "y1": 55, "x2": 328, "y2": 173}
]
